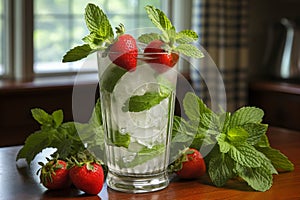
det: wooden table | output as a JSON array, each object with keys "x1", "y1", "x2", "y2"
[{"x1": 1, "y1": 127, "x2": 299, "y2": 200}]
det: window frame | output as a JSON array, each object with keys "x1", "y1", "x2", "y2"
[{"x1": 1, "y1": 0, "x2": 14, "y2": 79}]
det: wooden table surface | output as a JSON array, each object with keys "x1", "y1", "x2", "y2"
[{"x1": 1, "y1": 126, "x2": 299, "y2": 200}]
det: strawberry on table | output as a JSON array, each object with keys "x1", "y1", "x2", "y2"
[
  {"x1": 69, "y1": 162, "x2": 104, "y2": 195},
  {"x1": 38, "y1": 158, "x2": 72, "y2": 190},
  {"x1": 176, "y1": 148, "x2": 206, "y2": 179},
  {"x1": 144, "y1": 39, "x2": 179, "y2": 73},
  {"x1": 108, "y1": 24, "x2": 138, "y2": 71}
]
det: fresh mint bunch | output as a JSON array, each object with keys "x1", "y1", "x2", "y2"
[
  {"x1": 16, "y1": 99, "x2": 105, "y2": 165},
  {"x1": 139, "y1": 5, "x2": 204, "y2": 58},
  {"x1": 62, "y1": 3, "x2": 114, "y2": 62},
  {"x1": 171, "y1": 92, "x2": 294, "y2": 192}
]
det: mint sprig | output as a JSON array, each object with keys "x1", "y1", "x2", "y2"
[
  {"x1": 16, "y1": 109, "x2": 85, "y2": 164},
  {"x1": 16, "y1": 99, "x2": 106, "y2": 165},
  {"x1": 139, "y1": 5, "x2": 204, "y2": 59},
  {"x1": 170, "y1": 92, "x2": 294, "y2": 192},
  {"x1": 62, "y1": 3, "x2": 114, "y2": 62}
]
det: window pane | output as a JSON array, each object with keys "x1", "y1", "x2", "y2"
[
  {"x1": 34, "y1": 0, "x2": 87, "y2": 74},
  {"x1": 34, "y1": 0, "x2": 162, "y2": 74},
  {"x1": 0, "y1": 0, "x2": 4, "y2": 75},
  {"x1": 35, "y1": 0, "x2": 69, "y2": 15}
]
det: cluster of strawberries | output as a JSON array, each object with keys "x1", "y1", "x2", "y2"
[
  {"x1": 38, "y1": 156, "x2": 104, "y2": 195},
  {"x1": 109, "y1": 33, "x2": 179, "y2": 73}
]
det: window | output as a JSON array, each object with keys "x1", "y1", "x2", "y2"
[
  {"x1": 0, "y1": 0, "x2": 194, "y2": 80},
  {"x1": 33, "y1": 0, "x2": 162, "y2": 74},
  {"x1": 0, "y1": 0, "x2": 5, "y2": 75}
]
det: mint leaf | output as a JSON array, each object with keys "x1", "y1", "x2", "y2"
[
  {"x1": 242, "y1": 123, "x2": 268, "y2": 145},
  {"x1": 200, "y1": 112, "x2": 220, "y2": 130},
  {"x1": 171, "y1": 116, "x2": 194, "y2": 143},
  {"x1": 120, "y1": 144, "x2": 165, "y2": 168},
  {"x1": 189, "y1": 130, "x2": 207, "y2": 149},
  {"x1": 31, "y1": 108, "x2": 52, "y2": 126},
  {"x1": 124, "y1": 91, "x2": 169, "y2": 112},
  {"x1": 208, "y1": 148, "x2": 236, "y2": 187},
  {"x1": 82, "y1": 33, "x2": 107, "y2": 49},
  {"x1": 144, "y1": 5, "x2": 174, "y2": 32},
  {"x1": 175, "y1": 44, "x2": 204, "y2": 58},
  {"x1": 255, "y1": 134, "x2": 270, "y2": 148},
  {"x1": 235, "y1": 162, "x2": 273, "y2": 192},
  {"x1": 108, "y1": 130, "x2": 131, "y2": 148},
  {"x1": 52, "y1": 110, "x2": 63, "y2": 128},
  {"x1": 88, "y1": 98, "x2": 102, "y2": 125},
  {"x1": 16, "y1": 130, "x2": 50, "y2": 164},
  {"x1": 227, "y1": 127, "x2": 249, "y2": 143},
  {"x1": 229, "y1": 143, "x2": 262, "y2": 168},
  {"x1": 62, "y1": 44, "x2": 93, "y2": 62},
  {"x1": 170, "y1": 116, "x2": 195, "y2": 162},
  {"x1": 256, "y1": 146, "x2": 294, "y2": 172},
  {"x1": 138, "y1": 33, "x2": 160, "y2": 44},
  {"x1": 217, "y1": 133, "x2": 231, "y2": 153},
  {"x1": 219, "y1": 112, "x2": 231, "y2": 132},
  {"x1": 31, "y1": 108, "x2": 64, "y2": 130},
  {"x1": 176, "y1": 30, "x2": 198, "y2": 44},
  {"x1": 100, "y1": 64, "x2": 127, "y2": 93},
  {"x1": 230, "y1": 107, "x2": 264, "y2": 127},
  {"x1": 51, "y1": 123, "x2": 82, "y2": 158},
  {"x1": 183, "y1": 92, "x2": 212, "y2": 121},
  {"x1": 85, "y1": 3, "x2": 113, "y2": 38}
]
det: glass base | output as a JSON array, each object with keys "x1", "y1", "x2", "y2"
[{"x1": 106, "y1": 171, "x2": 169, "y2": 193}]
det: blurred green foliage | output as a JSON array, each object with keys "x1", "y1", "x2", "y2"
[{"x1": 34, "y1": 0, "x2": 161, "y2": 68}]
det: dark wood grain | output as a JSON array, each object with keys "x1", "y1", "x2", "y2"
[{"x1": 1, "y1": 126, "x2": 299, "y2": 200}]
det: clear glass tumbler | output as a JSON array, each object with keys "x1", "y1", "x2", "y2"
[{"x1": 97, "y1": 50, "x2": 178, "y2": 193}]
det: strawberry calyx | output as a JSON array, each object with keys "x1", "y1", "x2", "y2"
[
  {"x1": 168, "y1": 147, "x2": 190, "y2": 173},
  {"x1": 115, "y1": 23, "x2": 125, "y2": 37},
  {"x1": 67, "y1": 150, "x2": 103, "y2": 169},
  {"x1": 37, "y1": 155, "x2": 70, "y2": 188}
]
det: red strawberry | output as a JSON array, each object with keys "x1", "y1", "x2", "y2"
[
  {"x1": 38, "y1": 159, "x2": 71, "y2": 190},
  {"x1": 69, "y1": 162, "x2": 104, "y2": 195},
  {"x1": 176, "y1": 148, "x2": 206, "y2": 179},
  {"x1": 109, "y1": 33, "x2": 138, "y2": 71},
  {"x1": 144, "y1": 40, "x2": 179, "y2": 73}
]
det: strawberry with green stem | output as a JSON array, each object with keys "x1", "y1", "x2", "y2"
[
  {"x1": 62, "y1": 4, "x2": 137, "y2": 71},
  {"x1": 173, "y1": 148, "x2": 206, "y2": 179},
  {"x1": 139, "y1": 5, "x2": 204, "y2": 73},
  {"x1": 68, "y1": 151, "x2": 105, "y2": 195},
  {"x1": 144, "y1": 40, "x2": 179, "y2": 73},
  {"x1": 108, "y1": 24, "x2": 138, "y2": 71},
  {"x1": 37, "y1": 157, "x2": 72, "y2": 190}
]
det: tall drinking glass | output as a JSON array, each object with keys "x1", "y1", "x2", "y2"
[{"x1": 97, "y1": 50, "x2": 178, "y2": 193}]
